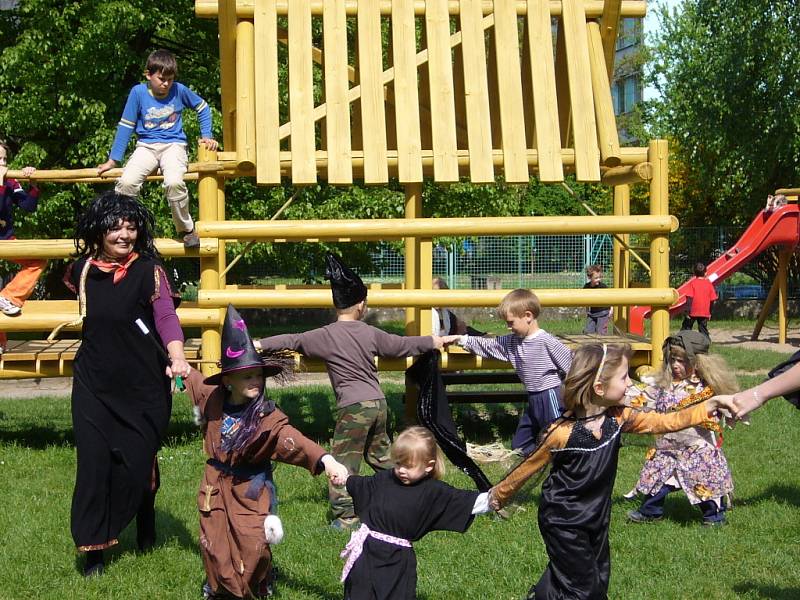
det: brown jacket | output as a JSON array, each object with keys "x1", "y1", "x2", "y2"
[{"x1": 185, "y1": 369, "x2": 327, "y2": 598}]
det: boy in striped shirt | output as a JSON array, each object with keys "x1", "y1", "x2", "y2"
[
  {"x1": 97, "y1": 49, "x2": 217, "y2": 248},
  {"x1": 444, "y1": 289, "x2": 572, "y2": 455}
]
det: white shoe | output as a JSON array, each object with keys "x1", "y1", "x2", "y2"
[{"x1": 0, "y1": 296, "x2": 20, "y2": 316}]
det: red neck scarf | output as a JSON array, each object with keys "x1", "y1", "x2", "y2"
[{"x1": 89, "y1": 252, "x2": 139, "y2": 284}]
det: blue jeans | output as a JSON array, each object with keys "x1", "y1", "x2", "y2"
[
  {"x1": 639, "y1": 484, "x2": 726, "y2": 523},
  {"x1": 512, "y1": 387, "x2": 564, "y2": 455}
]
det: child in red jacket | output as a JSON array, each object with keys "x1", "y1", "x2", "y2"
[{"x1": 681, "y1": 262, "x2": 717, "y2": 339}]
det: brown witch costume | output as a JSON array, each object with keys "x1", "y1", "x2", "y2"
[{"x1": 185, "y1": 305, "x2": 330, "y2": 599}]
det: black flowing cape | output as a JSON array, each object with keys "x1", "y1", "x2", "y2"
[{"x1": 406, "y1": 350, "x2": 492, "y2": 492}]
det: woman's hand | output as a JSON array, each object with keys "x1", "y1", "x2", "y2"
[
  {"x1": 166, "y1": 357, "x2": 191, "y2": 380},
  {"x1": 488, "y1": 488, "x2": 501, "y2": 511},
  {"x1": 321, "y1": 454, "x2": 349, "y2": 486}
]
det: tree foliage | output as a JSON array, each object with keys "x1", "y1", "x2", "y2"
[
  {"x1": 644, "y1": 0, "x2": 800, "y2": 227},
  {"x1": 0, "y1": 1, "x2": 614, "y2": 291}
]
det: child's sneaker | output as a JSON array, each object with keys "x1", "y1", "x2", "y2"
[
  {"x1": 626, "y1": 509, "x2": 662, "y2": 523},
  {"x1": 181, "y1": 229, "x2": 200, "y2": 249},
  {"x1": 330, "y1": 517, "x2": 360, "y2": 532},
  {"x1": 0, "y1": 296, "x2": 21, "y2": 316}
]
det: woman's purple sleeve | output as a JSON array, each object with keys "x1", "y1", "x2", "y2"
[{"x1": 153, "y1": 269, "x2": 184, "y2": 347}]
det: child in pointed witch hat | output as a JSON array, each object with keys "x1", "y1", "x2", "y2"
[
  {"x1": 183, "y1": 304, "x2": 348, "y2": 599},
  {"x1": 255, "y1": 252, "x2": 448, "y2": 531}
]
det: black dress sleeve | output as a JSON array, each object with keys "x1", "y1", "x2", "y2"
[
  {"x1": 347, "y1": 474, "x2": 377, "y2": 517},
  {"x1": 425, "y1": 480, "x2": 480, "y2": 534}
]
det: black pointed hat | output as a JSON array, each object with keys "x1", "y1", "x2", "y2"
[
  {"x1": 204, "y1": 304, "x2": 287, "y2": 385},
  {"x1": 325, "y1": 252, "x2": 368, "y2": 309}
]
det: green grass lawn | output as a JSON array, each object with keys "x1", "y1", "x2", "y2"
[{"x1": 1, "y1": 347, "x2": 799, "y2": 599}]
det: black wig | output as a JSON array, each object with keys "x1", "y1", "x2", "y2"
[{"x1": 73, "y1": 191, "x2": 159, "y2": 259}]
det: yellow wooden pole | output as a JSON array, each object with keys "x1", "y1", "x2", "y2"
[
  {"x1": 648, "y1": 140, "x2": 669, "y2": 367},
  {"x1": 778, "y1": 247, "x2": 791, "y2": 344},
  {"x1": 198, "y1": 146, "x2": 224, "y2": 377},
  {"x1": 235, "y1": 19, "x2": 256, "y2": 169},
  {"x1": 613, "y1": 185, "x2": 630, "y2": 331},
  {"x1": 404, "y1": 183, "x2": 424, "y2": 422}
]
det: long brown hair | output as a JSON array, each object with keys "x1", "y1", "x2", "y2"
[
  {"x1": 391, "y1": 426, "x2": 445, "y2": 480},
  {"x1": 563, "y1": 343, "x2": 632, "y2": 411}
]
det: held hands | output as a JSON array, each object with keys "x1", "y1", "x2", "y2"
[
  {"x1": 199, "y1": 138, "x2": 219, "y2": 151},
  {"x1": 440, "y1": 334, "x2": 462, "y2": 346},
  {"x1": 166, "y1": 357, "x2": 191, "y2": 380},
  {"x1": 321, "y1": 454, "x2": 349, "y2": 486},
  {"x1": 97, "y1": 159, "x2": 117, "y2": 175}
]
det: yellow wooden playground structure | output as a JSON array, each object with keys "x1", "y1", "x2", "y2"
[{"x1": 0, "y1": 0, "x2": 677, "y2": 408}]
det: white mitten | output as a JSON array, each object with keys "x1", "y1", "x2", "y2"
[{"x1": 264, "y1": 514, "x2": 284, "y2": 545}]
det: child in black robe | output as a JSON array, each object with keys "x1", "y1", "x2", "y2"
[
  {"x1": 488, "y1": 343, "x2": 737, "y2": 599},
  {"x1": 339, "y1": 426, "x2": 491, "y2": 600}
]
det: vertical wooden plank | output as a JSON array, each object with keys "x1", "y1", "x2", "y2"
[
  {"x1": 218, "y1": 0, "x2": 238, "y2": 151},
  {"x1": 417, "y1": 22, "x2": 433, "y2": 155},
  {"x1": 425, "y1": 0, "x2": 459, "y2": 181},
  {"x1": 600, "y1": 0, "x2": 622, "y2": 77},
  {"x1": 255, "y1": 0, "x2": 280, "y2": 184},
  {"x1": 323, "y1": 0, "x2": 353, "y2": 184},
  {"x1": 288, "y1": 0, "x2": 317, "y2": 184},
  {"x1": 587, "y1": 21, "x2": 621, "y2": 167},
  {"x1": 493, "y1": 1, "x2": 529, "y2": 183},
  {"x1": 554, "y1": 17, "x2": 572, "y2": 148},
  {"x1": 485, "y1": 27, "x2": 503, "y2": 151},
  {"x1": 392, "y1": 0, "x2": 423, "y2": 182},
  {"x1": 459, "y1": 0, "x2": 494, "y2": 182},
  {"x1": 357, "y1": 1, "x2": 388, "y2": 183},
  {"x1": 452, "y1": 35, "x2": 469, "y2": 149},
  {"x1": 561, "y1": 0, "x2": 601, "y2": 181},
  {"x1": 520, "y1": 20, "x2": 536, "y2": 151},
  {"x1": 527, "y1": 0, "x2": 564, "y2": 181}
]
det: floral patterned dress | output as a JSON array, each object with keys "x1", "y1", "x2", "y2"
[{"x1": 631, "y1": 378, "x2": 733, "y2": 507}]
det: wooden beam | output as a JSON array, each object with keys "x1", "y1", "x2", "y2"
[
  {"x1": 196, "y1": 1, "x2": 649, "y2": 19},
  {"x1": 601, "y1": 162, "x2": 652, "y2": 185}
]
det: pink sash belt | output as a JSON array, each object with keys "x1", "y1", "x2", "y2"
[{"x1": 340, "y1": 523, "x2": 412, "y2": 582}]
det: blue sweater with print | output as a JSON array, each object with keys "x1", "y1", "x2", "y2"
[
  {"x1": 108, "y1": 82, "x2": 213, "y2": 162},
  {"x1": 0, "y1": 179, "x2": 39, "y2": 240}
]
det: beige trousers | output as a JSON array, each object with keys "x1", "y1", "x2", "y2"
[{"x1": 115, "y1": 142, "x2": 193, "y2": 234}]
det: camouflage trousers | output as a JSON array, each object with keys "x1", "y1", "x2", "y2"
[{"x1": 329, "y1": 398, "x2": 394, "y2": 520}]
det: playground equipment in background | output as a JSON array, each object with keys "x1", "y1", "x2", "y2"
[
  {"x1": 0, "y1": 1, "x2": 676, "y2": 415},
  {"x1": 629, "y1": 190, "x2": 800, "y2": 343}
]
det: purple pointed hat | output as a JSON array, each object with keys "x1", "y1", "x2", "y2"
[{"x1": 204, "y1": 304, "x2": 285, "y2": 385}]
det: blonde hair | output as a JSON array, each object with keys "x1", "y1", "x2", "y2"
[
  {"x1": 497, "y1": 288, "x2": 540, "y2": 319},
  {"x1": 659, "y1": 345, "x2": 739, "y2": 395},
  {"x1": 391, "y1": 426, "x2": 445, "y2": 480},
  {"x1": 563, "y1": 343, "x2": 632, "y2": 411}
]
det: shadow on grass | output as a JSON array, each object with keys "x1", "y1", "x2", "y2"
[
  {"x1": 734, "y1": 484, "x2": 800, "y2": 508},
  {"x1": 71, "y1": 508, "x2": 197, "y2": 574},
  {"x1": 733, "y1": 582, "x2": 800, "y2": 599},
  {"x1": 275, "y1": 390, "x2": 337, "y2": 441},
  {"x1": 0, "y1": 424, "x2": 75, "y2": 448}
]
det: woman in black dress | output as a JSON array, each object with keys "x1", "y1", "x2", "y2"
[
  {"x1": 65, "y1": 192, "x2": 190, "y2": 575},
  {"x1": 489, "y1": 344, "x2": 736, "y2": 599}
]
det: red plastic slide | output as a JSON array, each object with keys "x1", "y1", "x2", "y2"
[{"x1": 629, "y1": 203, "x2": 800, "y2": 335}]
